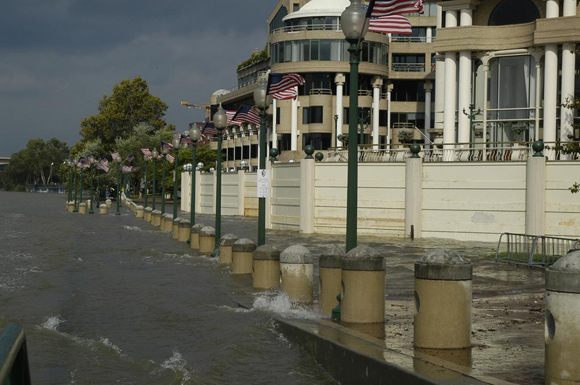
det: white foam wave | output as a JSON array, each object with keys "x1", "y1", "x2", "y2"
[
  {"x1": 123, "y1": 226, "x2": 142, "y2": 231},
  {"x1": 215, "y1": 305, "x2": 254, "y2": 314},
  {"x1": 39, "y1": 315, "x2": 64, "y2": 331},
  {"x1": 252, "y1": 293, "x2": 322, "y2": 320},
  {"x1": 99, "y1": 337, "x2": 125, "y2": 356},
  {"x1": 160, "y1": 350, "x2": 192, "y2": 384}
]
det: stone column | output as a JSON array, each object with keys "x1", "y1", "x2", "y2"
[
  {"x1": 443, "y1": 10, "x2": 458, "y2": 161},
  {"x1": 405, "y1": 156, "x2": 423, "y2": 238},
  {"x1": 335, "y1": 73, "x2": 345, "y2": 141},
  {"x1": 434, "y1": 4, "x2": 445, "y2": 134},
  {"x1": 457, "y1": 9, "x2": 473, "y2": 146},
  {"x1": 525, "y1": 151, "x2": 546, "y2": 236},
  {"x1": 544, "y1": 0, "x2": 559, "y2": 160},
  {"x1": 560, "y1": 0, "x2": 577, "y2": 153},
  {"x1": 272, "y1": 99, "x2": 278, "y2": 150},
  {"x1": 300, "y1": 158, "x2": 315, "y2": 234},
  {"x1": 424, "y1": 82, "x2": 433, "y2": 133},
  {"x1": 372, "y1": 77, "x2": 383, "y2": 147},
  {"x1": 426, "y1": 27, "x2": 432, "y2": 43},
  {"x1": 386, "y1": 83, "x2": 394, "y2": 149},
  {"x1": 291, "y1": 88, "x2": 299, "y2": 151}
]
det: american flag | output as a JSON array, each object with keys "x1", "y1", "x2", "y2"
[
  {"x1": 267, "y1": 73, "x2": 305, "y2": 100},
  {"x1": 369, "y1": 15, "x2": 412, "y2": 34},
  {"x1": 166, "y1": 153, "x2": 175, "y2": 164},
  {"x1": 161, "y1": 141, "x2": 173, "y2": 151},
  {"x1": 77, "y1": 157, "x2": 88, "y2": 168},
  {"x1": 226, "y1": 110, "x2": 243, "y2": 126},
  {"x1": 121, "y1": 165, "x2": 132, "y2": 173},
  {"x1": 111, "y1": 152, "x2": 119, "y2": 161},
  {"x1": 141, "y1": 148, "x2": 152, "y2": 159},
  {"x1": 131, "y1": 166, "x2": 140, "y2": 172},
  {"x1": 125, "y1": 154, "x2": 135, "y2": 163},
  {"x1": 231, "y1": 105, "x2": 261, "y2": 126},
  {"x1": 97, "y1": 157, "x2": 109, "y2": 172},
  {"x1": 181, "y1": 134, "x2": 193, "y2": 145},
  {"x1": 202, "y1": 122, "x2": 218, "y2": 136},
  {"x1": 366, "y1": 0, "x2": 423, "y2": 18}
]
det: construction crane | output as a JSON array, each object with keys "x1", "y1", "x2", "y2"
[{"x1": 180, "y1": 101, "x2": 209, "y2": 109}]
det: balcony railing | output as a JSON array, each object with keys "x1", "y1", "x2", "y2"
[
  {"x1": 391, "y1": 63, "x2": 426, "y2": 72},
  {"x1": 390, "y1": 36, "x2": 435, "y2": 43},
  {"x1": 310, "y1": 88, "x2": 332, "y2": 95},
  {"x1": 271, "y1": 24, "x2": 341, "y2": 35}
]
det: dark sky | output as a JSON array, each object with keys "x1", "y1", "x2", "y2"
[{"x1": 0, "y1": 0, "x2": 273, "y2": 156}]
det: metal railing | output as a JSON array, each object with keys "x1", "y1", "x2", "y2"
[
  {"x1": 0, "y1": 324, "x2": 32, "y2": 385},
  {"x1": 391, "y1": 63, "x2": 425, "y2": 72},
  {"x1": 496, "y1": 233, "x2": 580, "y2": 268},
  {"x1": 310, "y1": 88, "x2": 332, "y2": 95},
  {"x1": 391, "y1": 36, "x2": 434, "y2": 43},
  {"x1": 271, "y1": 24, "x2": 341, "y2": 34}
]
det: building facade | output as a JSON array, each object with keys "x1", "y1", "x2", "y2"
[{"x1": 210, "y1": 0, "x2": 579, "y2": 169}]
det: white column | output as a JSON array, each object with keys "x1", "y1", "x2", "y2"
[
  {"x1": 444, "y1": 50, "x2": 458, "y2": 161},
  {"x1": 560, "y1": 0, "x2": 577, "y2": 152},
  {"x1": 482, "y1": 62, "x2": 489, "y2": 159},
  {"x1": 387, "y1": 83, "x2": 393, "y2": 149},
  {"x1": 434, "y1": 4, "x2": 445, "y2": 133},
  {"x1": 291, "y1": 89, "x2": 298, "y2": 151},
  {"x1": 424, "y1": 82, "x2": 433, "y2": 133},
  {"x1": 272, "y1": 99, "x2": 278, "y2": 150},
  {"x1": 300, "y1": 158, "x2": 315, "y2": 234},
  {"x1": 544, "y1": 0, "x2": 559, "y2": 160},
  {"x1": 335, "y1": 73, "x2": 345, "y2": 143},
  {"x1": 457, "y1": 9, "x2": 472, "y2": 146},
  {"x1": 525, "y1": 156, "x2": 546, "y2": 236},
  {"x1": 372, "y1": 76, "x2": 383, "y2": 147},
  {"x1": 426, "y1": 28, "x2": 432, "y2": 43}
]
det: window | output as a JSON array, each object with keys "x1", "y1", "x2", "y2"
[
  {"x1": 379, "y1": 110, "x2": 388, "y2": 126},
  {"x1": 293, "y1": 3, "x2": 299, "y2": 12},
  {"x1": 270, "y1": 40, "x2": 388, "y2": 64},
  {"x1": 269, "y1": 6, "x2": 288, "y2": 34},
  {"x1": 391, "y1": 80, "x2": 426, "y2": 102},
  {"x1": 243, "y1": 145, "x2": 250, "y2": 159},
  {"x1": 235, "y1": 147, "x2": 241, "y2": 159},
  {"x1": 251, "y1": 144, "x2": 258, "y2": 158},
  {"x1": 302, "y1": 133, "x2": 332, "y2": 150},
  {"x1": 276, "y1": 107, "x2": 281, "y2": 125},
  {"x1": 343, "y1": 107, "x2": 371, "y2": 125},
  {"x1": 279, "y1": 134, "x2": 292, "y2": 151},
  {"x1": 310, "y1": 40, "x2": 319, "y2": 61},
  {"x1": 489, "y1": 0, "x2": 540, "y2": 26},
  {"x1": 302, "y1": 106, "x2": 324, "y2": 124}
]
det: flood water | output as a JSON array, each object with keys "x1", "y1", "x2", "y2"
[{"x1": 0, "y1": 192, "x2": 336, "y2": 384}]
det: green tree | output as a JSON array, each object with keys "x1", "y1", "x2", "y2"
[
  {"x1": 80, "y1": 77, "x2": 173, "y2": 152},
  {"x1": 561, "y1": 96, "x2": 580, "y2": 193}
]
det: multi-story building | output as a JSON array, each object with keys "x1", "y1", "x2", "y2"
[{"x1": 210, "y1": 0, "x2": 579, "y2": 169}]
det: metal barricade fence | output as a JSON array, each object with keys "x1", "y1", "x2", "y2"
[{"x1": 496, "y1": 233, "x2": 579, "y2": 268}]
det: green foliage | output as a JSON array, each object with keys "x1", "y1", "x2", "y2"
[
  {"x1": 79, "y1": 77, "x2": 172, "y2": 152},
  {"x1": 237, "y1": 49, "x2": 268, "y2": 71},
  {"x1": 2, "y1": 138, "x2": 69, "y2": 191},
  {"x1": 559, "y1": 96, "x2": 580, "y2": 193},
  {"x1": 397, "y1": 130, "x2": 414, "y2": 143}
]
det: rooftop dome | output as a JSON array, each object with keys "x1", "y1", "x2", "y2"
[
  {"x1": 212, "y1": 89, "x2": 229, "y2": 97},
  {"x1": 283, "y1": 0, "x2": 350, "y2": 21}
]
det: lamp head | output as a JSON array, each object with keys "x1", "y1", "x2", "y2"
[
  {"x1": 152, "y1": 148, "x2": 158, "y2": 158},
  {"x1": 162, "y1": 148, "x2": 169, "y2": 155},
  {"x1": 341, "y1": 0, "x2": 369, "y2": 41},
  {"x1": 115, "y1": 157, "x2": 122, "y2": 164},
  {"x1": 196, "y1": 162, "x2": 204, "y2": 170},
  {"x1": 189, "y1": 126, "x2": 201, "y2": 142},
  {"x1": 213, "y1": 103, "x2": 228, "y2": 130},
  {"x1": 172, "y1": 136, "x2": 180, "y2": 149},
  {"x1": 253, "y1": 77, "x2": 268, "y2": 109}
]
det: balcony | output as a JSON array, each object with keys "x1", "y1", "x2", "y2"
[{"x1": 391, "y1": 63, "x2": 425, "y2": 72}]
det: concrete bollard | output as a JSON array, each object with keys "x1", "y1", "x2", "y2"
[
  {"x1": 218, "y1": 234, "x2": 239, "y2": 265},
  {"x1": 67, "y1": 202, "x2": 74, "y2": 213},
  {"x1": 190, "y1": 223, "x2": 205, "y2": 250},
  {"x1": 105, "y1": 199, "x2": 112, "y2": 208},
  {"x1": 414, "y1": 249, "x2": 472, "y2": 349},
  {"x1": 319, "y1": 253, "x2": 344, "y2": 316},
  {"x1": 232, "y1": 239, "x2": 257, "y2": 274},
  {"x1": 253, "y1": 245, "x2": 281, "y2": 290},
  {"x1": 545, "y1": 250, "x2": 580, "y2": 385},
  {"x1": 280, "y1": 245, "x2": 314, "y2": 304},
  {"x1": 79, "y1": 202, "x2": 87, "y2": 214},
  {"x1": 172, "y1": 218, "x2": 181, "y2": 240},
  {"x1": 136, "y1": 205, "x2": 144, "y2": 218},
  {"x1": 99, "y1": 204, "x2": 107, "y2": 215},
  {"x1": 341, "y1": 245, "x2": 385, "y2": 324},
  {"x1": 144, "y1": 207, "x2": 152, "y2": 222},
  {"x1": 177, "y1": 219, "x2": 190, "y2": 242},
  {"x1": 198, "y1": 226, "x2": 215, "y2": 256},
  {"x1": 151, "y1": 210, "x2": 162, "y2": 227},
  {"x1": 162, "y1": 214, "x2": 173, "y2": 232}
]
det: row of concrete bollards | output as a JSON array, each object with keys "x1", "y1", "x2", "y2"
[{"x1": 68, "y1": 196, "x2": 580, "y2": 384}]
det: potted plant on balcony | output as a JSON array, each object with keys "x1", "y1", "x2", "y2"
[{"x1": 397, "y1": 130, "x2": 414, "y2": 144}]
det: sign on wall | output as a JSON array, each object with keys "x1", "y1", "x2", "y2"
[{"x1": 257, "y1": 169, "x2": 270, "y2": 198}]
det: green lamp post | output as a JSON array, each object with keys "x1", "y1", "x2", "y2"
[
  {"x1": 161, "y1": 147, "x2": 168, "y2": 214},
  {"x1": 73, "y1": 161, "x2": 79, "y2": 212},
  {"x1": 172, "y1": 136, "x2": 181, "y2": 219},
  {"x1": 143, "y1": 153, "x2": 149, "y2": 208},
  {"x1": 88, "y1": 156, "x2": 96, "y2": 214},
  {"x1": 79, "y1": 163, "x2": 84, "y2": 205},
  {"x1": 115, "y1": 156, "x2": 122, "y2": 216},
  {"x1": 342, "y1": 0, "x2": 369, "y2": 252},
  {"x1": 152, "y1": 148, "x2": 158, "y2": 211},
  {"x1": 67, "y1": 160, "x2": 73, "y2": 202},
  {"x1": 212, "y1": 104, "x2": 228, "y2": 254},
  {"x1": 187, "y1": 127, "x2": 202, "y2": 227},
  {"x1": 253, "y1": 78, "x2": 273, "y2": 246}
]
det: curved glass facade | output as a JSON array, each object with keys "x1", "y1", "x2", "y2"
[{"x1": 271, "y1": 40, "x2": 388, "y2": 65}]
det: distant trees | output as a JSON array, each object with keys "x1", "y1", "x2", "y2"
[{"x1": 1, "y1": 138, "x2": 69, "y2": 191}]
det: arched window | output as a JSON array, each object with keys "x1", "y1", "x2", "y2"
[
  {"x1": 488, "y1": 0, "x2": 540, "y2": 26},
  {"x1": 269, "y1": 6, "x2": 288, "y2": 34}
]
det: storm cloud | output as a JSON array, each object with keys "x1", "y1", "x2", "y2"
[{"x1": 0, "y1": 0, "x2": 273, "y2": 156}]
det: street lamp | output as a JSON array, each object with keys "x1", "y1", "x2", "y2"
[
  {"x1": 334, "y1": 114, "x2": 339, "y2": 149},
  {"x1": 172, "y1": 136, "x2": 181, "y2": 219},
  {"x1": 143, "y1": 153, "x2": 149, "y2": 208},
  {"x1": 188, "y1": 126, "x2": 201, "y2": 228},
  {"x1": 152, "y1": 148, "x2": 159, "y2": 211},
  {"x1": 253, "y1": 77, "x2": 272, "y2": 246},
  {"x1": 462, "y1": 103, "x2": 481, "y2": 145},
  {"x1": 73, "y1": 160, "x2": 79, "y2": 212},
  {"x1": 66, "y1": 160, "x2": 73, "y2": 203},
  {"x1": 115, "y1": 156, "x2": 122, "y2": 216},
  {"x1": 161, "y1": 147, "x2": 168, "y2": 214},
  {"x1": 88, "y1": 156, "x2": 97, "y2": 214},
  {"x1": 342, "y1": 0, "x2": 369, "y2": 251},
  {"x1": 196, "y1": 162, "x2": 204, "y2": 171},
  {"x1": 212, "y1": 104, "x2": 228, "y2": 255}
]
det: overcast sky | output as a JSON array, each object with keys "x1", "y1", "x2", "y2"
[{"x1": 0, "y1": 0, "x2": 273, "y2": 156}]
